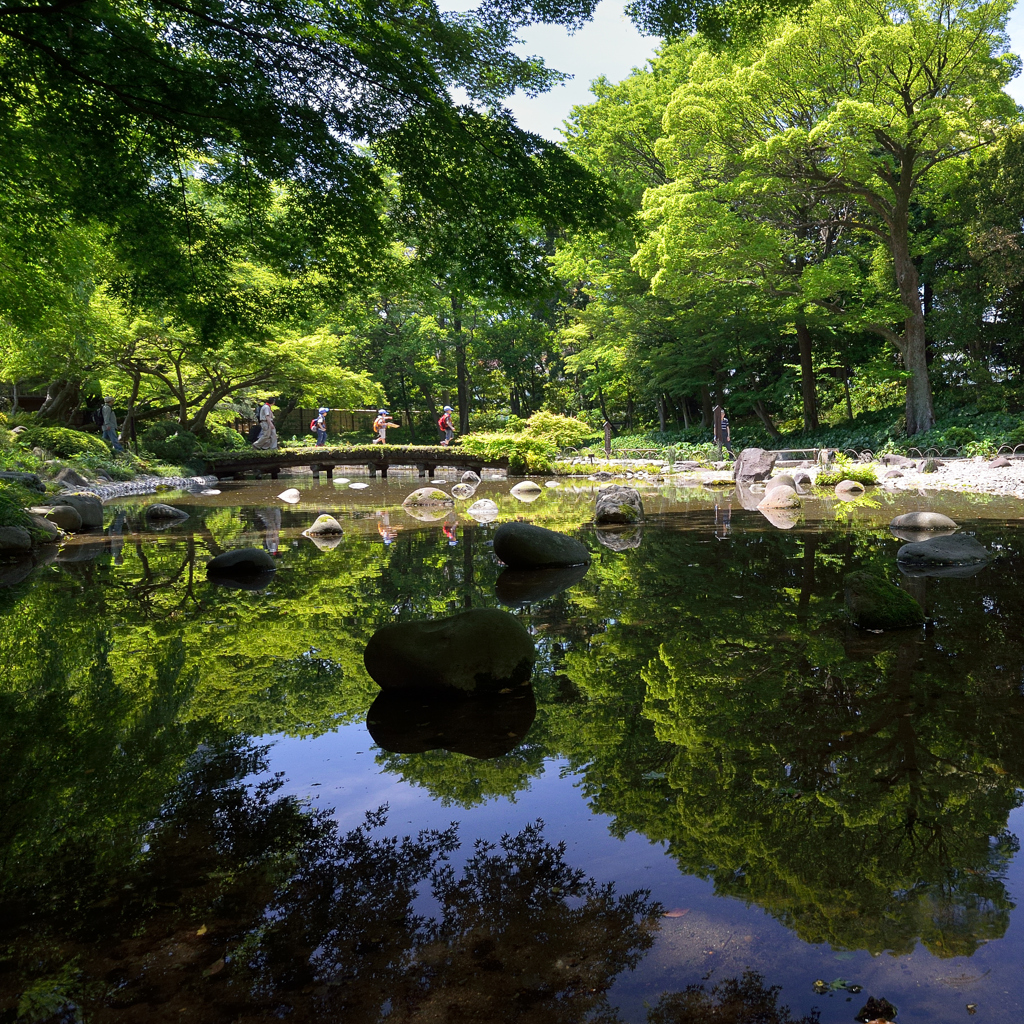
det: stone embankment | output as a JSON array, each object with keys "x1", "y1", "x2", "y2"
[
  {"x1": 71, "y1": 474, "x2": 219, "y2": 501},
  {"x1": 880, "y1": 457, "x2": 1024, "y2": 498}
]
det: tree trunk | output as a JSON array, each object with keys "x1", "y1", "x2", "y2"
[
  {"x1": 844, "y1": 368, "x2": 853, "y2": 422},
  {"x1": 752, "y1": 399, "x2": 782, "y2": 439},
  {"x1": 700, "y1": 385, "x2": 713, "y2": 429},
  {"x1": 890, "y1": 205, "x2": 935, "y2": 435},
  {"x1": 680, "y1": 396, "x2": 690, "y2": 429},
  {"x1": 658, "y1": 395, "x2": 666, "y2": 433},
  {"x1": 37, "y1": 379, "x2": 81, "y2": 424},
  {"x1": 452, "y1": 298, "x2": 470, "y2": 435},
  {"x1": 119, "y1": 370, "x2": 141, "y2": 448},
  {"x1": 796, "y1": 322, "x2": 818, "y2": 431}
]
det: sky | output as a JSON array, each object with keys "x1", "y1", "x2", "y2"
[{"x1": 484, "y1": 0, "x2": 1024, "y2": 141}]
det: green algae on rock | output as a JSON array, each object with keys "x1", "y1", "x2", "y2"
[{"x1": 844, "y1": 571, "x2": 925, "y2": 630}]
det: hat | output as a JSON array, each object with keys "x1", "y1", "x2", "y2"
[
  {"x1": 443, "y1": 405, "x2": 453, "y2": 412},
  {"x1": 378, "y1": 409, "x2": 387, "y2": 415},
  {"x1": 319, "y1": 407, "x2": 329, "y2": 415}
]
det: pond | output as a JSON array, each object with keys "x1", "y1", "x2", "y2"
[{"x1": 2, "y1": 473, "x2": 1023, "y2": 1023}]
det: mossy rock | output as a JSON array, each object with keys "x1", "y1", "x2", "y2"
[{"x1": 844, "y1": 571, "x2": 924, "y2": 630}]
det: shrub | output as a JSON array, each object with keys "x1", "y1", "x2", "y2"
[
  {"x1": 817, "y1": 464, "x2": 877, "y2": 486},
  {"x1": 140, "y1": 421, "x2": 201, "y2": 463},
  {"x1": 459, "y1": 432, "x2": 557, "y2": 474},
  {"x1": 18, "y1": 426, "x2": 108, "y2": 459},
  {"x1": 522, "y1": 411, "x2": 596, "y2": 449}
]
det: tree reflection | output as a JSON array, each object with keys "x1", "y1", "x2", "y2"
[{"x1": 0, "y1": 741, "x2": 660, "y2": 1023}]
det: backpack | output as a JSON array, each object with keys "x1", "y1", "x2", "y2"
[
  {"x1": 438, "y1": 413, "x2": 449, "y2": 431},
  {"x1": 92, "y1": 407, "x2": 104, "y2": 427},
  {"x1": 310, "y1": 417, "x2": 319, "y2": 434}
]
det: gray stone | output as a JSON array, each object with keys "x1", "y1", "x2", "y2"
[
  {"x1": 759, "y1": 507, "x2": 799, "y2": 530},
  {"x1": 54, "y1": 467, "x2": 92, "y2": 488},
  {"x1": 364, "y1": 608, "x2": 537, "y2": 694},
  {"x1": 845, "y1": 571, "x2": 924, "y2": 630},
  {"x1": 0, "y1": 470, "x2": 45, "y2": 493},
  {"x1": 304, "y1": 514, "x2": 343, "y2": 536},
  {"x1": 897, "y1": 534, "x2": 990, "y2": 566},
  {"x1": 758, "y1": 484, "x2": 799, "y2": 509},
  {"x1": 206, "y1": 547, "x2": 277, "y2": 576},
  {"x1": 765, "y1": 474, "x2": 797, "y2": 492},
  {"x1": 494, "y1": 522, "x2": 591, "y2": 569},
  {"x1": 50, "y1": 493, "x2": 103, "y2": 529},
  {"x1": 38, "y1": 504, "x2": 82, "y2": 532},
  {"x1": 835, "y1": 479, "x2": 866, "y2": 498},
  {"x1": 919, "y1": 458, "x2": 943, "y2": 473},
  {"x1": 595, "y1": 484, "x2": 644, "y2": 525},
  {"x1": 880, "y1": 454, "x2": 916, "y2": 467},
  {"x1": 146, "y1": 503, "x2": 189, "y2": 520},
  {"x1": 890, "y1": 512, "x2": 957, "y2": 531},
  {"x1": 989, "y1": 456, "x2": 1011, "y2": 468},
  {"x1": 674, "y1": 460, "x2": 701, "y2": 470},
  {"x1": 461, "y1": 470, "x2": 482, "y2": 485},
  {"x1": 733, "y1": 448, "x2": 777, "y2": 482},
  {"x1": 403, "y1": 487, "x2": 453, "y2": 507},
  {"x1": 0, "y1": 526, "x2": 32, "y2": 553},
  {"x1": 884, "y1": 469, "x2": 904, "y2": 479},
  {"x1": 466, "y1": 498, "x2": 499, "y2": 523},
  {"x1": 591, "y1": 471, "x2": 614, "y2": 481},
  {"x1": 450, "y1": 483, "x2": 476, "y2": 499},
  {"x1": 595, "y1": 525, "x2": 643, "y2": 550},
  {"x1": 27, "y1": 514, "x2": 61, "y2": 542}
]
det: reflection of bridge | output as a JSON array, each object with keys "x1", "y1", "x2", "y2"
[{"x1": 202, "y1": 445, "x2": 507, "y2": 480}]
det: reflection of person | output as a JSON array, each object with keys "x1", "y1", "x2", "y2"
[
  {"x1": 377, "y1": 510, "x2": 399, "y2": 546},
  {"x1": 253, "y1": 398, "x2": 278, "y2": 450},
  {"x1": 372, "y1": 409, "x2": 397, "y2": 445},
  {"x1": 443, "y1": 519, "x2": 457, "y2": 546},
  {"x1": 101, "y1": 398, "x2": 123, "y2": 452},
  {"x1": 258, "y1": 507, "x2": 281, "y2": 554},
  {"x1": 108, "y1": 508, "x2": 126, "y2": 564},
  {"x1": 439, "y1": 406, "x2": 454, "y2": 446},
  {"x1": 315, "y1": 407, "x2": 329, "y2": 447},
  {"x1": 714, "y1": 499, "x2": 732, "y2": 541}
]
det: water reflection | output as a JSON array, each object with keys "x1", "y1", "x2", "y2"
[{"x1": 2, "y1": 493, "x2": 1024, "y2": 1018}]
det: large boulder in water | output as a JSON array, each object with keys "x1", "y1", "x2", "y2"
[
  {"x1": 733, "y1": 448, "x2": 777, "y2": 483},
  {"x1": 403, "y1": 487, "x2": 452, "y2": 508},
  {"x1": 758, "y1": 484, "x2": 799, "y2": 510},
  {"x1": 845, "y1": 571, "x2": 924, "y2": 630},
  {"x1": 366, "y1": 686, "x2": 536, "y2": 759},
  {"x1": 304, "y1": 514, "x2": 343, "y2": 536},
  {"x1": 466, "y1": 498, "x2": 499, "y2": 523},
  {"x1": 897, "y1": 534, "x2": 990, "y2": 567},
  {"x1": 0, "y1": 526, "x2": 32, "y2": 554},
  {"x1": 890, "y1": 511, "x2": 957, "y2": 531},
  {"x1": 206, "y1": 547, "x2": 276, "y2": 577},
  {"x1": 37, "y1": 504, "x2": 82, "y2": 532},
  {"x1": 493, "y1": 522, "x2": 590, "y2": 569},
  {"x1": 595, "y1": 484, "x2": 644, "y2": 525},
  {"x1": 146, "y1": 503, "x2": 189, "y2": 521},
  {"x1": 364, "y1": 608, "x2": 536, "y2": 695}
]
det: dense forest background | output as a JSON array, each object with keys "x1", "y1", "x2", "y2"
[{"x1": 2, "y1": 0, "x2": 1024, "y2": 453}]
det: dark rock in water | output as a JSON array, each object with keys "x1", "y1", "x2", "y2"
[
  {"x1": 844, "y1": 571, "x2": 924, "y2": 630},
  {"x1": 891, "y1": 511, "x2": 957, "y2": 530},
  {"x1": 595, "y1": 484, "x2": 644, "y2": 524},
  {"x1": 0, "y1": 526, "x2": 32, "y2": 554},
  {"x1": 54, "y1": 467, "x2": 92, "y2": 488},
  {"x1": 26, "y1": 513, "x2": 61, "y2": 542},
  {"x1": 57, "y1": 537, "x2": 107, "y2": 563},
  {"x1": 0, "y1": 470, "x2": 45, "y2": 493},
  {"x1": 494, "y1": 522, "x2": 591, "y2": 569},
  {"x1": 595, "y1": 525, "x2": 643, "y2": 551},
  {"x1": 50, "y1": 493, "x2": 103, "y2": 528},
  {"x1": 208, "y1": 569, "x2": 276, "y2": 591},
  {"x1": 206, "y1": 547, "x2": 277, "y2": 578},
  {"x1": 890, "y1": 527, "x2": 957, "y2": 544},
  {"x1": 989, "y1": 455, "x2": 1011, "y2": 468},
  {"x1": 364, "y1": 608, "x2": 536, "y2": 695},
  {"x1": 733, "y1": 448, "x2": 777, "y2": 482},
  {"x1": 855, "y1": 997, "x2": 897, "y2": 1024},
  {"x1": 495, "y1": 563, "x2": 590, "y2": 606},
  {"x1": 366, "y1": 686, "x2": 536, "y2": 759},
  {"x1": 146, "y1": 502, "x2": 189, "y2": 520},
  {"x1": 897, "y1": 534, "x2": 989, "y2": 566},
  {"x1": 0, "y1": 555, "x2": 35, "y2": 587},
  {"x1": 38, "y1": 504, "x2": 82, "y2": 532}
]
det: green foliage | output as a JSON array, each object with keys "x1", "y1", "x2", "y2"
[
  {"x1": 18, "y1": 426, "x2": 108, "y2": 459},
  {"x1": 458, "y1": 432, "x2": 557, "y2": 473},
  {"x1": 522, "y1": 411, "x2": 597, "y2": 448},
  {"x1": 816, "y1": 463, "x2": 877, "y2": 486},
  {"x1": 0, "y1": 485, "x2": 33, "y2": 530},
  {"x1": 140, "y1": 422, "x2": 202, "y2": 463}
]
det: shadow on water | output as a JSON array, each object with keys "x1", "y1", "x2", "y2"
[{"x1": 2, "y1": 486, "x2": 1024, "y2": 1019}]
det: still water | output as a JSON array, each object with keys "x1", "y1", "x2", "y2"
[{"x1": 2, "y1": 473, "x2": 1024, "y2": 1023}]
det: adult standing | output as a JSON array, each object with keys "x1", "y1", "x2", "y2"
[
  {"x1": 315, "y1": 407, "x2": 329, "y2": 447},
  {"x1": 252, "y1": 398, "x2": 278, "y2": 450},
  {"x1": 713, "y1": 405, "x2": 736, "y2": 459},
  {"x1": 101, "y1": 397, "x2": 123, "y2": 452}
]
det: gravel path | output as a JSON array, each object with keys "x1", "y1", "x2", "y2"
[{"x1": 878, "y1": 458, "x2": 1024, "y2": 498}]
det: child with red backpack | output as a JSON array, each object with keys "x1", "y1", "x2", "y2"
[
  {"x1": 438, "y1": 406, "x2": 454, "y2": 446},
  {"x1": 373, "y1": 409, "x2": 397, "y2": 444},
  {"x1": 309, "y1": 407, "x2": 329, "y2": 446}
]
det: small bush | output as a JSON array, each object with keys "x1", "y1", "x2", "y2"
[
  {"x1": 817, "y1": 464, "x2": 877, "y2": 486},
  {"x1": 141, "y1": 421, "x2": 202, "y2": 463},
  {"x1": 522, "y1": 412, "x2": 596, "y2": 449},
  {"x1": 18, "y1": 426, "x2": 108, "y2": 459},
  {"x1": 459, "y1": 432, "x2": 557, "y2": 474}
]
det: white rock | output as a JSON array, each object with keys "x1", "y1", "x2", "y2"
[
  {"x1": 277, "y1": 488, "x2": 301, "y2": 503},
  {"x1": 450, "y1": 483, "x2": 476, "y2": 500},
  {"x1": 510, "y1": 481, "x2": 543, "y2": 502},
  {"x1": 332, "y1": 477, "x2": 351, "y2": 485},
  {"x1": 349, "y1": 482, "x2": 369, "y2": 489},
  {"x1": 467, "y1": 498, "x2": 499, "y2": 523},
  {"x1": 201, "y1": 488, "x2": 221, "y2": 496},
  {"x1": 545, "y1": 480, "x2": 560, "y2": 488}
]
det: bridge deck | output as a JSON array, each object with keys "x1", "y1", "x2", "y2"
[{"x1": 203, "y1": 445, "x2": 508, "y2": 480}]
